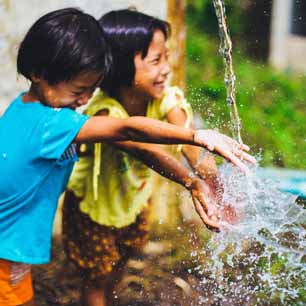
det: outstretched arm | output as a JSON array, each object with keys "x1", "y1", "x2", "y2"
[
  {"x1": 76, "y1": 116, "x2": 256, "y2": 172},
  {"x1": 166, "y1": 106, "x2": 220, "y2": 182},
  {"x1": 167, "y1": 107, "x2": 242, "y2": 224},
  {"x1": 113, "y1": 140, "x2": 219, "y2": 229}
]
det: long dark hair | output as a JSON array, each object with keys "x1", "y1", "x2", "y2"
[{"x1": 99, "y1": 9, "x2": 170, "y2": 97}]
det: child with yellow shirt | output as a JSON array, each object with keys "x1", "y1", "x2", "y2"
[{"x1": 62, "y1": 9, "x2": 255, "y2": 306}]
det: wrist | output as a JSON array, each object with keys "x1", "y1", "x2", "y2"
[
  {"x1": 194, "y1": 129, "x2": 209, "y2": 148},
  {"x1": 191, "y1": 129, "x2": 197, "y2": 145},
  {"x1": 184, "y1": 174, "x2": 200, "y2": 191},
  {"x1": 194, "y1": 129, "x2": 218, "y2": 152}
]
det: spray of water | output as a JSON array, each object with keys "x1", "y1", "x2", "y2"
[
  {"x1": 190, "y1": 3, "x2": 306, "y2": 304},
  {"x1": 193, "y1": 162, "x2": 306, "y2": 305}
]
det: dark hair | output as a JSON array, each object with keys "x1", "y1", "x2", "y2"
[
  {"x1": 17, "y1": 8, "x2": 112, "y2": 85},
  {"x1": 98, "y1": 9, "x2": 170, "y2": 96}
]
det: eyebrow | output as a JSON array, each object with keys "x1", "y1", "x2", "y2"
[
  {"x1": 147, "y1": 52, "x2": 161, "y2": 59},
  {"x1": 73, "y1": 75, "x2": 104, "y2": 90},
  {"x1": 149, "y1": 48, "x2": 169, "y2": 57}
]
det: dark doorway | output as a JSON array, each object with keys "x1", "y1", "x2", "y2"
[{"x1": 291, "y1": 0, "x2": 306, "y2": 36}]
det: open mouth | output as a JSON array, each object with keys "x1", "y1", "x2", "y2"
[{"x1": 154, "y1": 81, "x2": 165, "y2": 89}]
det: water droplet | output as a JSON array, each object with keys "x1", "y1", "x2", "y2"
[
  {"x1": 2, "y1": 153, "x2": 7, "y2": 159},
  {"x1": 226, "y1": 97, "x2": 233, "y2": 105}
]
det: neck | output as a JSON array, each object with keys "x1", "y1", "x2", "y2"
[
  {"x1": 22, "y1": 84, "x2": 40, "y2": 102},
  {"x1": 117, "y1": 87, "x2": 150, "y2": 116}
]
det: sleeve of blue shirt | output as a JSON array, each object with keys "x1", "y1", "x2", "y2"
[{"x1": 39, "y1": 108, "x2": 89, "y2": 160}]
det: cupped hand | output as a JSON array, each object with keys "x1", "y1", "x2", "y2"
[{"x1": 189, "y1": 179, "x2": 220, "y2": 230}]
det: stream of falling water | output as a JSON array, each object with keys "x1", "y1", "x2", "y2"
[{"x1": 212, "y1": 0, "x2": 242, "y2": 144}]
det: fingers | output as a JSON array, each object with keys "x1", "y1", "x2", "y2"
[
  {"x1": 220, "y1": 204, "x2": 240, "y2": 225},
  {"x1": 197, "y1": 191, "x2": 218, "y2": 218},
  {"x1": 194, "y1": 129, "x2": 256, "y2": 170},
  {"x1": 238, "y1": 151, "x2": 257, "y2": 164},
  {"x1": 240, "y1": 143, "x2": 250, "y2": 151},
  {"x1": 216, "y1": 148, "x2": 251, "y2": 174},
  {"x1": 229, "y1": 141, "x2": 256, "y2": 164},
  {"x1": 193, "y1": 198, "x2": 220, "y2": 230},
  {"x1": 213, "y1": 134, "x2": 256, "y2": 166},
  {"x1": 193, "y1": 130, "x2": 215, "y2": 151},
  {"x1": 229, "y1": 139, "x2": 250, "y2": 152},
  {"x1": 231, "y1": 147, "x2": 257, "y2": 164}
]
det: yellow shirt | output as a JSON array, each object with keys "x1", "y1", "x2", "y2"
[{"x1": 68, "y1": 86, "x2": 193, "y2": 227}]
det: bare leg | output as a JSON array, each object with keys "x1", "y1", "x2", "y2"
[
  {"x1": 81, "y1": 264, "x2": 126, "y2": 306},
  {"x1": 82, "y1": 281, "x2": 107, "y2": 306}
]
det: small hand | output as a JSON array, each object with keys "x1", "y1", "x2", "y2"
[
  {"x1": 189, "y1": 178, "x2": 220, "y2": 230},
  {"x1": 219, "y1": 204, "x2": 239, "y2": 224},
  {"x1": 206, "y1": 177, "x2": 242, "y2": 225},
  {"x1": 194, "y1": 129, "x2": 257, "y2": 173},
  {"x1": 192, "y1": 173, "x2": 242, "y2": 226}
]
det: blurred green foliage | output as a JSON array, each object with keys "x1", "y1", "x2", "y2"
[
  {"x1": 186, "y1": 1, "x2": 306, "y2": 169},
  {"x1": 186, "y1": 0, "x2": 246, "y2": 37}
]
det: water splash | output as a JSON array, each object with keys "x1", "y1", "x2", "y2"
[
  {"x1": 194, "y1": 2, "x2": 306, "y2": 304},
  {"x1": 213, "y1": 0, "x2": 242, "y2": 144},
  {"x1": 196, "y1": 163, "x2": 306, "y2": 305}
]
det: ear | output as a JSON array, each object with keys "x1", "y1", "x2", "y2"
[{"x1": 30, "y1": 74, "x2": 41, "y2": 83}]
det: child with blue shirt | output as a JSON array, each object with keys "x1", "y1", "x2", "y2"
[{"x1": 0, "y1": 7, "x2": 255, "y2": 306}]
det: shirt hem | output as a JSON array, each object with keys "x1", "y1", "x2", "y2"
[{"x1": 0, "y1": 252, "x2": 50, "y2": 265}]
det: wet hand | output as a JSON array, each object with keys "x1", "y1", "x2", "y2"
[
  {"x1": 193, "y1": 129, "x2": 257, "y2": 173},
  {"x1": 189, "y1": 178, "x2": 220, "y2": 231},
  {"x1": 209, "y1": 178, "x2": 243, "y2": 225},
  {"x1": 219, "y1": 204, "x2": 240, "y2": 224}
]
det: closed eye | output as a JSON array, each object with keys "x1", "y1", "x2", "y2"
[
  {"x1": 72, "y1": 91, "x2": 84, "y2": 96},
  {"x1": 150, "y1": 57, "x2": 160, "y2": 64}
]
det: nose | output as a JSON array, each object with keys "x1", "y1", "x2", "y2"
[
  {"x1": 161, "y1": 60, "x2": 171, "y2": 77},
  {"x1": 76, "y1": 90, "x2": 94, "y2": 106},
  {"x1": 76, "y1": 96, "x2": 89, "y2": 106}
]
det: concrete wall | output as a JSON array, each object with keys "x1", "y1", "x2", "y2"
[
  {"x1": 0, "y1": 0, "x2": 166, "y2": 114},
  {"x1": 269, "y1": 0, "x2": 306, "y2": 73}
]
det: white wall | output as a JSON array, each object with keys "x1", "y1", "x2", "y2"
[
  {"x1": 269, "y1": 0, "x2": 306, "y2": 73},
  {"x1": 0, "y1": 0, "x2": 166, "y2": 114},
  {"x1": 269, "y1": 0, "x2": 292, "y2": 69}
]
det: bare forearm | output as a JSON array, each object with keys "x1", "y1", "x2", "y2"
[
  {"x1": 76, "y1": 114, "x2": 256, "y2": 173},
  {"x1": 76, "y1": 116, "x2": 195, "y2": 145},
  {"x1": 182, "y1": 146, "x2": 218, "y2": 180},
  {"x1": 165, "y1": 106, "x2": 213, "y2": 176},
  {"x1": 114, "y1": 141, "x2": 194, "y2": 188},
  {"x1": 115, "y1": 141, "x2": 221, "y2": 229},
  {"x1": 182, "y1": 144, "x2": 202, "y2": 169}
]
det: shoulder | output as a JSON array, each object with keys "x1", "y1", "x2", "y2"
[
  {"x1": 163, "y1": 86, "x2": 185, "y2": 101},
  {"x1": 159, "y1": 86, "x2": 190, "y2": 114},
  {"x1": 86, "y1": 89, "x2": 128, "y2": 118}
]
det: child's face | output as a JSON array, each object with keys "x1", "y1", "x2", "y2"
[
  {"x1": 133, "y1": 30, "x2": 171, "y2": 100},
  {"x1": 32, "y1": 72, "x2": 103, "y2": 109}
]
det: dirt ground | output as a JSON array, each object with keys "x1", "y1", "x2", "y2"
[
  {"x1": 33, "y1": 222, "x2": 212, "y2": 306},
  {"x1": 33, "y1": 199, "x2": 306, "y2": 306}
]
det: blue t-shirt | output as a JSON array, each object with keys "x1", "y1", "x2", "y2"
[{"x1": 0, "y1": 93, "x2": 89, "y2": 264}]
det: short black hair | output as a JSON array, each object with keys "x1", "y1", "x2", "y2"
[
  {"x1": 98, "y1": 9, "x2": 170, "y2": 96},
  {"x1": 17, "y1": 8, "x2": 112, "y2": 85}
]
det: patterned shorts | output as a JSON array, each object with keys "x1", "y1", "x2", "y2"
[{"x1": 62, "y1": 191, "x2": 151, "y2": 280}]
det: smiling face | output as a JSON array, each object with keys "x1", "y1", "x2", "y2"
[
  {"x1": 133, "y1": 30, "x2": 171, "y2": 100},
  {"x1": 29, "y1": 71, "x2": 103, "y2": 109}
]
